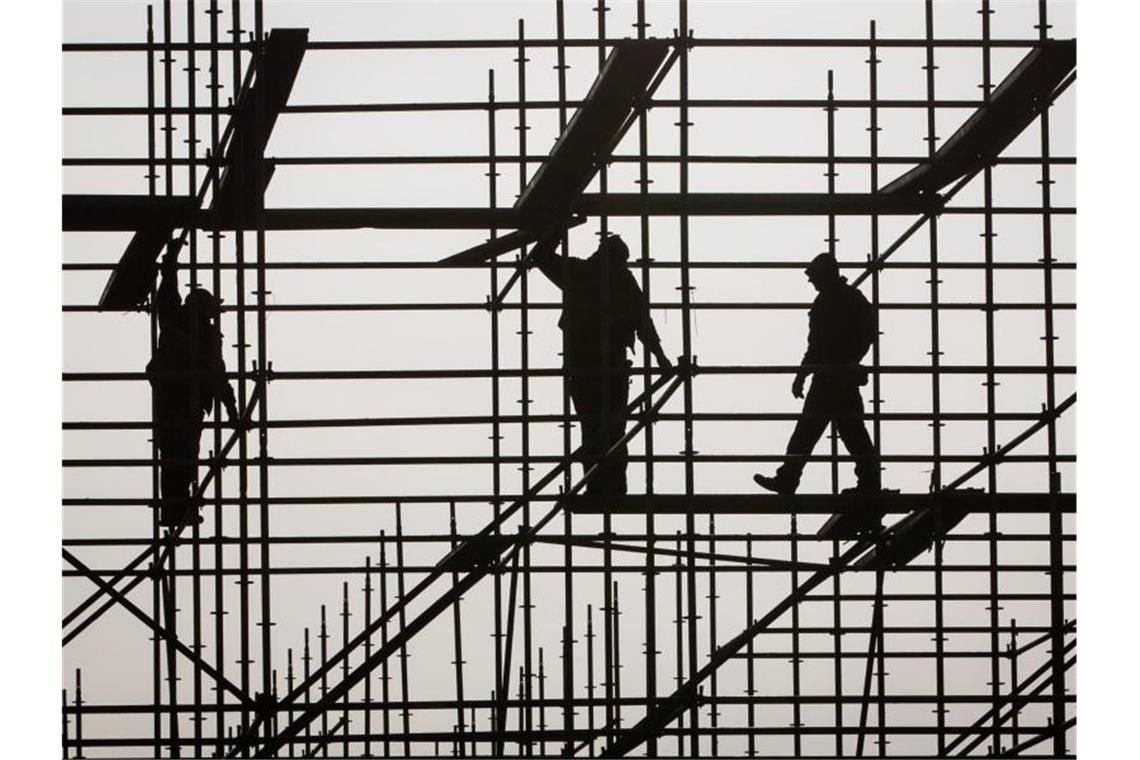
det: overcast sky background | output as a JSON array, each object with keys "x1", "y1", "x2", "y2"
[{"x1": 58, "y1": 1, "x2": 1080, "y2": 756}]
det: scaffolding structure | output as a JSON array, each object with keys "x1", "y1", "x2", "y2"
[{"x1": 62, "y1": 1, "x2": 1076, "y2": 757}]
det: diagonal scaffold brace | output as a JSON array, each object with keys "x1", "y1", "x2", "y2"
[
  {"x1": 62, "y1": 379, "x2": 266, "y2": 646},
  {"x1": 231, "y1": 361, "x2": 692, "y2": 758},
  {"x1": 599, "y1": 391, "x2": 1076, "y2": 758}
]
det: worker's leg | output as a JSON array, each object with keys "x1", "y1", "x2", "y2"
[
  {"x1": 593, "y1": 367, "x2": 631, "y2": 496},
  {"x1": 772, "y1": 379, "x2": 833, "y2": 491},
  {"x1": 568, "y1": 375, "x2": 605, "y2": 492},
  {"x1": 833, "y1": 384, "x2": 881, "y2": 491},
  {"x1": 157, "y1": 420, "x2": 200, "y2": 526}
]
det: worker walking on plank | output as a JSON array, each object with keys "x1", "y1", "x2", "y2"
[
  {"x1": 754, "y1": 253, "x2": 882, "y2": 495},
  {"x1": 530, "y1": 232, "x2": 672, "y2": 496},
  {"x1": 147, "y1": 244, "x2": 240, "y2": 527}
]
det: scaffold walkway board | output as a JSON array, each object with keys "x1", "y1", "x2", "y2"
[
  {"x1": 97, "y1": 224, "x2": 177, "y2": 311},
  {"x1": 565, "y1": 491, "x2": 1075, "y2": 515},
  {"x1": 883, "y1": 39, "x2": 1076, "y2": 196}
]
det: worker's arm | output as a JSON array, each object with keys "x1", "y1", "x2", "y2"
[
  {"x1": 527, "y1": 227, "x2": 569, "y2": 288},
  {"x1": 793, "y1": 305, "x2": 821, "y2": 399},
  {"x1": 155, "y1": 241, "x2": 182, "y2": 329},
  {"x1": 856, "y1": 288, "x2": 878, "y2": 360},
  {"x1": 633, "y1": 279, "x2": 672, "y2": 370},
  {"x1": 211, "y1": 353, "x2": 241, "y2": 425}
]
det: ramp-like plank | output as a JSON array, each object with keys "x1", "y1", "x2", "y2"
[{"x1": 882, "y1": 39, "x2": 1076, "y2": 197}]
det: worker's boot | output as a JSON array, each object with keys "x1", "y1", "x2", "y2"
[
  {"x1": 842, "y1": 482, "x2": 882, "y2": 495},
  {"x1": 752, "y1": 473, "x2": 798, "y2": 495}
]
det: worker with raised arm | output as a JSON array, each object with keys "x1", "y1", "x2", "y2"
[
  {"x1": 146, "y1": 244, "x2": 240, "y2": 527},
  {"x1": 529, "y1": 232, "x2": 672, "y2": 496},
  {"x1": 754, "y1": 253, "x2": 882, "y2": 495}
]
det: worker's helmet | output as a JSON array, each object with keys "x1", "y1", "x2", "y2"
[
  {"x1": 804, "y1": 253, "x2": 840, "y2": 280},
  {"x1": 597, "y1": 234, "x2": 630, "y2": 264},
  {"x1": 183, "y1": 288, "x2": 222, "y2": 320}
]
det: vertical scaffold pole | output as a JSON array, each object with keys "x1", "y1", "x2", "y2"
[
  {"x1": 75, "y1": 670, "x2": 85, "y2": 760},
  {"x1": 250, "y1": 4, "x2": 276, "y2": 750},
  {"x1": 161, "y1": 2, "x2": 181, "y2": 754},
  {"x1": 184, "y1": 2, "x2": 207, "y2": 752},
  {"x1": 362, "y1": 557, "x2": 373, "y2": 757},
  {"x1": 514, "y1": 19, "x2": 535, "y2": 756},
  {"x1": 978, "y1": 1, "x2": 1004, "y2": 755},
  {"x1": 339, "y1": 585, "x2": 350, "y2": 757},
  {"x1": 205, "y1": 1, "x2": 229, "y2": 754},
  {"x1": 922, "y1": 2, "x2": 947, "y2": 753},
  {"x1": 449, "y1": 502, "x2": 468, "y2": 756},
  {"x1": 633, "y1": 3, "x2": 659, "y2": 755},
  {"x1": 866, "y1": 21, "x2": 888, "y2": 755},
  {"x1": 63, "y1": 688, "x2": 70, "y2": 759},
  {"x1": 485, "y1": 65, "x2": 506, "y2": 760},
  {"x1": 1035, "y1": 1, "x2": 1066, "y2": 754},
  {"x1": 396, "y1": 505, "x2": 412, "y2": 755},
  {"x1": 587, "y1": 604, "x2": 597, "y2": 757},
  {"x1": 228, "y1": 2, "x2": 252, "y2": 753},
  {"x1": 790, "y1": 515, "x2": 803, "y2": 757},
  {"x1": 302, "y1": 628, "x2": 312, "y2": 753},
  {"x1": 707, "y1": 515, "x2": 719, "y2": 757},
  {"x1": 379, "y1": 535, "x2": 392, "y2": 757},
  {"x1": 824, "y1": 67, "x2": 845, "y2": 758},
  {"x1": 144, "y1": 6, "x2": 163, "y2": 757},
  {"x1": 673, "y1": 531, "x2": 684, "y2": 756},
  {"x1": 591, "y1": 2, "x2": 617, "y2": 750},
  {"x1": 745, "y1": 536, "x2": 756, "y2": 758},
  {"x1": 677, "y1": 1, "x2": 700, "y2": 754},
  {"x1": 553, "y1": 4, "x2": 576, "y2": 754},
  {"x1": 286, "y1": 649, "x2": 295, "y2": 759},
  {"x1": 318, "y1": 605, "x2": 329, "y2": 752}
]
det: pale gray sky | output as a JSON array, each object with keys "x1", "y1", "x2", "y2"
[{"x1": 62, "y1": 2, "x2": 1075, "y2": 756}]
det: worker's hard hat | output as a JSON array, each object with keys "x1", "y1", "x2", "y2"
[
  {"x1": 598, "y1": 234, "x2": 630, "y2": 262},
  {"x1": 805, "y1": 253, "x2": 839, "y2": 279},
  {"x1": 183, "y1": 288, "x2": 222, "y2": 319}
]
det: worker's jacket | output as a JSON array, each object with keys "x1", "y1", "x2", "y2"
[
  {"x1": 146, "y1": 269, "x2": 236, "y2": 419},
  {"x1": 534, "y1": 253, "x2": 661, "y2": 372},
  {"x1": 801, "y1": 277, "x2": 877, "y2": 381}
]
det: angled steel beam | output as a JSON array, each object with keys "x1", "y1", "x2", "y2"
[
  {"x1": 600, "y1": 392, "x2": 1077, "y2": 757},
  {"x1": 210, "y1": 28, "x2": 307, "y2": 222},
  {"x1": 999, "y1": 716, "x2": 1075, "y2": 758},
  {"x1": 441, "y1": 39, "x2": 676, "y2": 266},
  {"x1": 600, "y1": 538, "x2": 875, "y2": 757},
  {"x1": 851, "y1": 69, "x2": 1074, "y2": 290},
  {"x1": 516, "y1": 39, "x2": 674, "y2": 220},
  {"x1": 945, "y1": 626, "x2": 1076, "y2": 756},
  {"x1": 856, "y1": 392, "x2": 1075, "y2": 570},
  {"x1": 883, "y1": 40, "x2": 1076, "y2": 197}
]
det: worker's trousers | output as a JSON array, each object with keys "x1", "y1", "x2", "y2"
[
  {"x1": 775, "y1": 374, "x2": 880, "y2": 491},
  {"x1": 568, "y1": 363, "x2": 631, "y2": 496},
  {"x1": 151, "y1": 379, "x2": 205, "y2": 524}
]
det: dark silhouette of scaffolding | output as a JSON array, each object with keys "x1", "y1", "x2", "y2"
[{"x1": 62, "y1": 0, "x2": 1076, "y2": 757}]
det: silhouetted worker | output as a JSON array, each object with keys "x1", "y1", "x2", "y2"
[
  {"x1": 754, "y1": 253, "x2": 881, "y2": 495},
  {"x1": 530, "y1": 233, "x2": 671, "y2": 496},
  {"x1": 147, "y1": 248, "x2": 240, "y2": 528}
]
